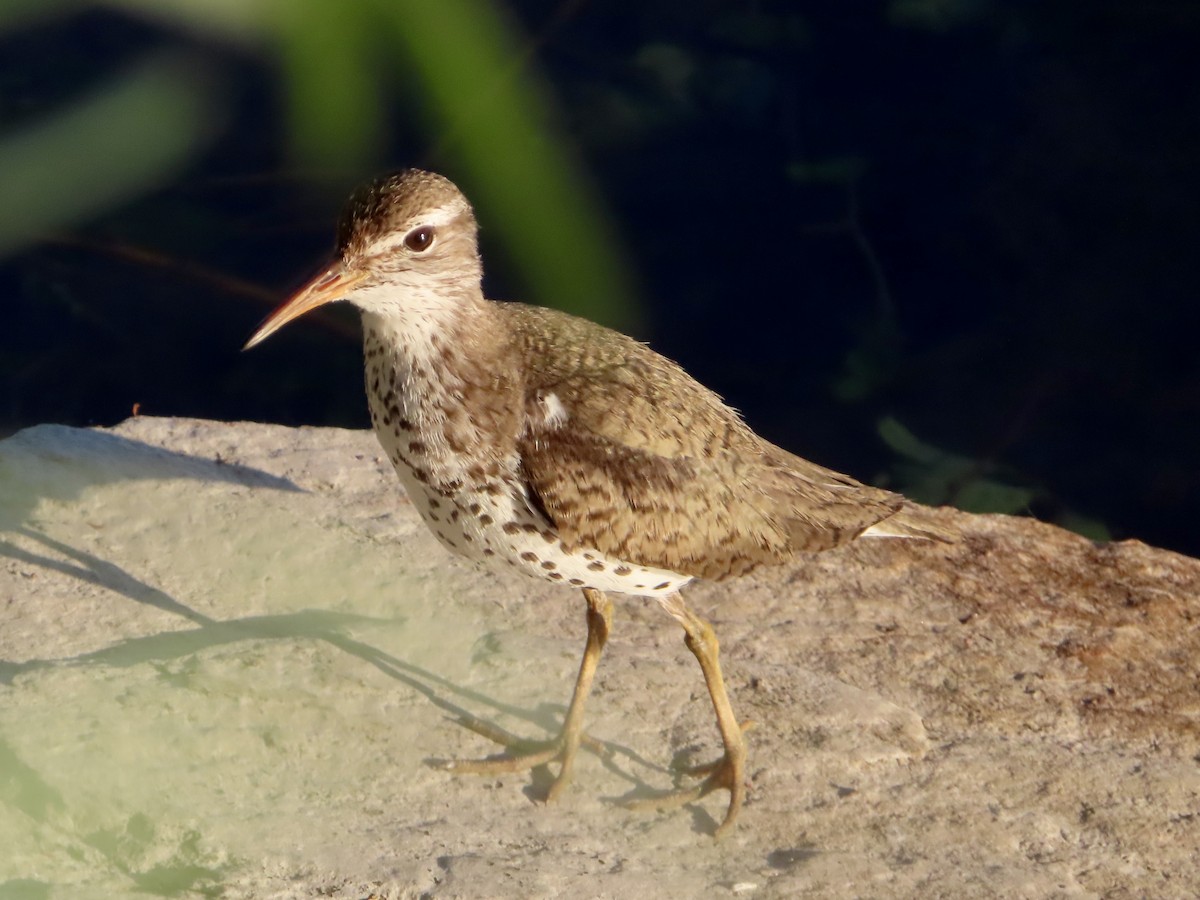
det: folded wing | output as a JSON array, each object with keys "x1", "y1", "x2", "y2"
[{"x1": 502, "y1": 303, "x2": 903, "y2": 581}]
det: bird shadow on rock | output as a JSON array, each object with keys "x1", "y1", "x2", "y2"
[
  {"x1": 0, "y1": 523, "x2": 396, "y2": 685},
  {"x1": 1, "y1": 522, "x2": 671, "y2": 803}
]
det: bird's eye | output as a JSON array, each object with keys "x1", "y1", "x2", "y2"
[{"x1": 404, "y1": 225, "x2": 435, "y2": 252}]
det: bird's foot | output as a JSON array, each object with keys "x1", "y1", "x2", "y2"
[
  {"x1": 622, "y1": 750, "x2": 745, "y2": 838},
  {"x1": 622, "y1": 721, "x2": 752, "y2": 838},
  {"x1": 430, "y1": 713, "x2": 605, "y2": 803}
]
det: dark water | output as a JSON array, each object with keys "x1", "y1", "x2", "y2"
[{"x1": 3, "y1": 4, "x2": 1197, "y2": 557}]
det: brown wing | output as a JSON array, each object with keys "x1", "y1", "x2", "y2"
[{"x1": 500, "y1": 303, "x2": 902, "y2": 580}]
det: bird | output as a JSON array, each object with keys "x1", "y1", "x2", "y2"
[{"x1": 244, "y1": 168, "x2": 947, "y2": 837}]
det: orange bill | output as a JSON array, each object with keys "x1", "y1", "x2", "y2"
[{"x1": 243, "y1": 263, "x2": 366, "y2": 349}]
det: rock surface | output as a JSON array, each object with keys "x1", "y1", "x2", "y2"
[{"x1": 1, "y1": 417, "x2": 1197, "y2": 898}]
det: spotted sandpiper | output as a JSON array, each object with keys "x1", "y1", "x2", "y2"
[{"x1": 245, "y1": 169, "x2": 947, "y2": 837}]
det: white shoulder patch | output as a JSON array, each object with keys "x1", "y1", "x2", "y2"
[{"x1": 540, "y1": 391, "x2": 569, "y2": 429}]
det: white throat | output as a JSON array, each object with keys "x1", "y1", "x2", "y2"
[{"x1": 358, "y1": 285, "x2": 464, "y2": 364}]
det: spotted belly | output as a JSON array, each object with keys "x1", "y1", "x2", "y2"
[{"x1": 384, "y1": 454, "x2": 691, "y2": 599}]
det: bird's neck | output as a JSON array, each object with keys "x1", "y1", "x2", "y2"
[{"x1": 361, "y1": 290, "x2": 522, "y2": 476}]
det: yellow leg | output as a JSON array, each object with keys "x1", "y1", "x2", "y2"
[
  {"x1": 626, "y1": 591, "x2": 748, "y2": 838},
  {"x1": 439, "y1": 587, "x2": 613, "y2": 803}
]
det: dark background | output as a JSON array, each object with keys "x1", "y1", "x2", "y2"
[{"x1": 3, "y1": 1, "x2": 1198, "y2": 557}]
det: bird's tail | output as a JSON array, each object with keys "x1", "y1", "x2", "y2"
[{"x1": 862, "y1": 505, "x2": 956, "y2": 542}]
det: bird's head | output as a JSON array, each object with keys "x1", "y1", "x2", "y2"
[{"x1": 244, "y1": 169, "x2": 483, "y2": 350}]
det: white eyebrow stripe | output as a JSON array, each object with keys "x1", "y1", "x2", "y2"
[{"x1": 363, "y1": 202, "x2": 464, "y2": 257}]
